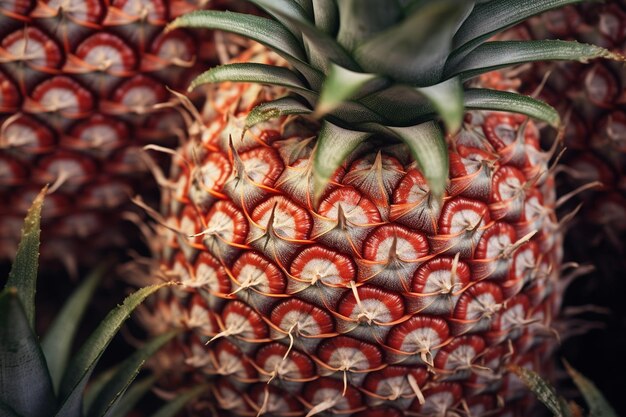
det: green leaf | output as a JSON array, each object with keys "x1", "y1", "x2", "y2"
[
  {"x1": 83, "y1": 366, "x2": 119, "y2": 415},
  {"x1": 452, "y1": 0, "x2": 586, "y2": 57},
  {"x1": 464, "y1": 88, "x2": 560, "y2": 128},
  {"x1": 0, "y1": 289, "x2": 55, "y2": 417},
  {"x1": 417, "y1": 76, "x2": 464, "y2": 133},
  {"x1": 312, "y1": 0, "x2": 339, "y2": 35},
  {"x1": 150, "y1": 385, "x2": 208, "y2": 417},
  {"x1": 245, "y1": 1, "x2": 358, "y2": 72},
  {"x1": 103, "y1": 376, "x2": 156, "y2": 417},
  {"x1": 56, "y1": 282, "x2": 172, "y2": 417},
  {"x1": 446, "y1": 40, "x2": 622, "y2": 79},
  {"x1": 354, "y1": 0, "x2": 473, "y2": 85},
  {"x1": 42, "y1": 262, "x2": 109, "y2": 392},
  {"x1": 365, "y1": 121, "x2": 448, "y2": 199},
  {"x1": 244, "y1": 0, "x2": 310, "y2": 40},
  {"x1": 166, "y1": 10, "x2": 323, "y2": 87},
  {"x1": 510, "y1": 365, "x2": 572, "y2": 417},
  {"x1": 563, "y1": 361, "x2": 619, "y2": 417},
  {"x1": 315, "y1": 64, "x2": 381, "y2": 117},
  {"x1": 246, "y1": 97, "x2": 312, "y2": 128},
  {"x1": 188, "y1": 63, "x2": 318, "y2": 103},
  {"x1": 336, "y1": 0, "x2": 402, "y2": 51},
  {"x1": 5, "y1": 186, "x2": 46, "y2": 330},
  {"x1": 312, "y1": 121, "x2": 372, "y2": 205},
  {"x1": 88, "y1": 332, "x2": 178, "y2": 417}
]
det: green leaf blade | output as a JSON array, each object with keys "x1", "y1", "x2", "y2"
[
  {"x1": 510, "y1": 365, "x2": 572, "y2": 417},
  {"x1": 103, "y1": 376, "x2": 156, "y2": 417},
  {"x1": 563, "y1": 361, "x2": 619, "y2": 417},
  {"x1": 417, "y1": 76, "x2": 464, "y2": 133},
  {"x1": 56, "y1": 282, "x2": 171, "y2": 417},
  {"x1": 149, "y1": 385, "x2": 208, "y2": 417},
  {"x1": 0, "y1": 290, "x2": 55, "y2": 417},
  {"x1": 42, "y1": 262, "x2": 109, "y2": 392},
  {"x1": 464, "y1": 88, "x2": 560, "y2": 128},
  {"x1": 6, "y1": 186, "x2": 46, "y2": 330},
  {"x1": 315, "y1": 64, "x2": 380, "y2": 117},
  {"x1": 246, "y1": 97, "x2": 312, "y2": 129},
  {"x1": 312, "y1": 122, "x2": 372, "y2": 206},
  {"x1": 88, "y1": 332, "x2": 177, "y2": 417}
]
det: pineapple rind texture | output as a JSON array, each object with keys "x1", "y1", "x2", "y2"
[
  {"x1": 0, "y1": 0, "x2": 226, "y2": 268},
  {"x1": 136, "y1": 45, "x2": 565, "y2": 417}
]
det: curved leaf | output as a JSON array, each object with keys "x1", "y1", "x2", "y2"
[
  {"x1": 312, "y1": 0, "x2": 338, "y2": 35},
  {"x1": 167, "y1": 11, "x2": 323, "y2": 87},
  {"x1": 6, "y1": 186, "x2": 46, "y2": 330},
  {"x1": 563, "y1": 361, "x2": 618, "y2": 417},
  {"x1": 447, "y1": 40, "x2": 622, "y2": 79},
  {"x1": 363, "y1": 121, "x2": 448, "y2": 199},
  {"x1": 149, "y1": 385, "x2": 208, "y2": 417},
  {"x1": 42, "y1": 262, "x2": 109, "y2": 392},
  {"x1": 244, "y1": 0, "x2": 310, "y2": 40},
  {"x1": 417, "y1": 76, "x2": 464, "y2": 133},
  {"x1": 88, "y1": 332, "x2": 178, "y2": 417},
  {"x1": 354, "y1": 0, "x2": 473, "y2": 85},
  {"x1": 0, "y1": 290, "x2": 55, "y2": 417},
  {"x1": 56, "y1": 283, "x2": 172, "y2": 417},
  {"x1": 452, "y1": 0, "x2": 586, "y2": 58},
  {"x1": 189, "y1": 63, "x2": 318, "y2": 103},
  {"x1": 312, "y1": 121, "x2": 372, "y2": 205},
  {"x1": 246, "y1": 97, "x2": 312, "y2": 128},
  {"x1": 336, "y1": 0, "x2": 402, "y2": 51},
  {"x1": 464, "y1": 88, "x2": 560, "y2": 127},
  {"x1": 510, "y1": 365, "x2": 572, "y2": 417},
  {"x1": 315, "y1": 64, "x2": 381, "y2": 117}
]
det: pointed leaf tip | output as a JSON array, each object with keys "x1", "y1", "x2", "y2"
[
  {"x1": 6, "y1": 185, "x2": 47, "y2": 330},
  {"x1": 563, "y1": 360, "x2": 619, "y2": 417}
]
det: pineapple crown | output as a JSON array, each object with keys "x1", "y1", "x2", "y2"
[
  {"x1": 168, "y1": 0, "x2": 620, "y2": 203},
  {"x1": 0, "y1": 188, "x2": 200, "y2": 417}
]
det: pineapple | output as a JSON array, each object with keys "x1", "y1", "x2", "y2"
[
  {"x1": 134, "y1": 1, "x2": 619, "y2": 416},
  {"x1": 0, "y1": 0, "x2": 249, "y2": 270}
]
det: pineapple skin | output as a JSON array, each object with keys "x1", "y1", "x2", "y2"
[
  {"x1": 136, "y1": 45, "x2": 566, "y2": 417},
  {"x1": 0, "y1": 0, "x2": 231, "y2": 268}
]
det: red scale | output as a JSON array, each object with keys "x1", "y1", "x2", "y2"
[
  {"x1": 451, "y1": 281, "x2": 503, "y2": 335},
  {"x1": 248, "y1": 383, "x2": 304, "y2": 415},
  {"x1": 0, "y1": 154, "x2": 27, "y2": 186},
  {"x1": 302, "y1": 378, "x2": 364, "y2": 415},
  {"x1": 192, "y1": 251, "x2": 231, "y2": 294},
  {"x1": 313, "y1": 186, "x2": 383, "y2": 255},
  {"x1": 390, "y1": 168, "x2": 441, "y2": 234},
  {"x1": 361, "y1": 366, "x2": 428, "y2": 407},
  {"x1": 410, "y1": 382, "x2": 463, "y2": 415},
  {"x1": 433, "y1": 197, "x2": 491, "y2": 258},
  {"x1": 230, "y1": 251, "x2": 287, "y2": 314},
  {"x1": 1, "y1": 27, "x2": 62, "y2": 75},
  {"x1": 220, "y1": 300, "x2": 269, "y2": 343},
  {"x1": 433, "y1": 334, "x2": 486, "y2": 380},
  {"x1": 202, "y1": 200, "x2": 248, "y2": 262},
  {"x1": 35, "y1": 151, "x2": 97, "y2": 191},
  {"x1": 269, "y1": 298, "x2": 336, "y2": 351},
  {"x1": 28, "y1": 76, "x2": 94, "y2": 117},
  {"x1": 472, "y1": 222, "x2": 518, "y2": 281},
  {"x1": 385, "y1": 315, "x2": 450, "y2": 365},
  {"x1": 287, "y1": 245, "x2": 355, "y2": 306},
  {"x1": 448, "y1": 145, "x2": 498, "y2": 200},
  {"x1": 1, "y1": 114, "x2": 55, "y2": 155},
  {"x1": 65, "y1": 114, "x2": 130, "y2": 157},
  {"x1": 583, "y1": 63, "x2": 619, "y2": 108},
  {"x1": 315, "y1": 335, "x2": 384, "y2": 384},
  {"x1": 186, "y1": 294, "x2": 220, "y2": 338},
  {"x1": 211, "y1": 338, "x2": 257, "y2": 381},
  {"x1": 489, "y1": 165, "x2": 527, "y2": 221},
  {"x1": 408, "y1": 256, "x2": 471, "y2": 315},
  {"x1": 482, "y1": 113, "x2": 530, "y2": 167},
  {"x1": 0, "y1": 71, "x2": 20, "y2": 111},
  {"x1": 105, "y1": 74, "x2": 167, "y2": 114},
  {"x1": 254, "y1": 342, "x2": 316, "y2": 382}
]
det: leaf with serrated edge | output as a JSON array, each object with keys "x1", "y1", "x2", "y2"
[
  {"x1": 88, "y1": 332, "x2": 177, "y2": 417},
  {"x1": 509, "y1": 365, "x2": 572, "y2": 417},
  {"x1": 446, "y1": 40, "x2": 622, "y2": 80},
  {"x1": 56, "y1": 283, "x2": 172, "y2": 417},
  {"x1": 563, "y1": 361, "x2": 619, "y2": 417},
  {"x1": 464, "y1": 89, "x2": 560, "y2": 128},
  {"x1": 0, "y1": 290, "x2": 55, "y2": 417},
  {"x1": 451, "y1": 0, "x2": 586, "y2": 61},
  {"x1": 417, "y1": 76, "x2": 464, "y2": 133},
  {"x1": 167, "y1": 11, "x2": 323, "y2": 88},
  {"x1": 315, "y1": 64, "x2": 380, "y2": 117},
  {"x1": 6, "y1": 186, "x2": 46, "y2": 330},
  {"x1": 312, "y1": 121, "x2": 372, "y2": 206},
  {"x1": 149, "y1": 385, "x2": 208, "y2": 417},
  {"x1": 189, "y1": 63, "x2": 318, "y2": 104},
  {"x1": 246, "y1": 97, "x2": 312, "y2": 129},
  {"x1": 102, "y1": 376, "x2": 156, "y2": 417},
  {"x1": 245, "y1": 0, "x2": 309, "y2": 40},
  {"x1": 42, "y1": 262, "x2": 109, "y2": 392}
]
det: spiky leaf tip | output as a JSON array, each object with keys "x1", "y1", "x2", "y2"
[
  {"x1": 563, "y1": 361, "x2": 619, "y2": 417},
  {"x1": 509, "y1": 365, "x2": 572, "y2": 417}
]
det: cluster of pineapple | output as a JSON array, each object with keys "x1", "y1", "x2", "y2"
[{"x1": 0, "y1": 1, "x2": 624, "y2": 417}]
